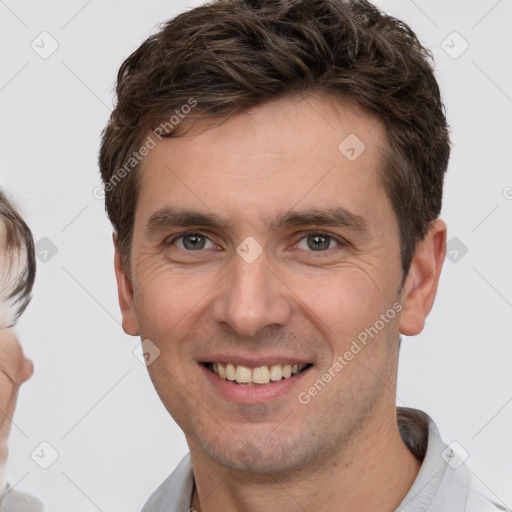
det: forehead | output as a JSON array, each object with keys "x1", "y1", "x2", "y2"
[
  {"x1": 136, "y1": 95, "x2": 389, "y2": 226},
  {"x1": 151, "y1": 95, "x2": 383, "y2": 165}
]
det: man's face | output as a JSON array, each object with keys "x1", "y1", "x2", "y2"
[{"x1": 117, "y1": 96, "x2": 409, "y2": 473}]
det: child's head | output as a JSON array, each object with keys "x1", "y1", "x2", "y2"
[{"x1": 0, "y1": 190, "x2": 36, "y2": 329}]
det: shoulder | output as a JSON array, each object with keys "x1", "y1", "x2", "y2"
[
  {"x1": 466, "y1": 486, "x2": 511, "y2": 512},
  {"x1": 0, "y1": 485, "x2": 44, "y2": 512},
  {"x1": 396, "y1": 409, "x2": 510, "y2": 512},
  {"x1": 141, "y1": 453, "x2": 194, "y2": 512}
]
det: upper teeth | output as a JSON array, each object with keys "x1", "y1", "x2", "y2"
[{"x1": 211, "y1": 363, "x2": 308, "y2": 385}]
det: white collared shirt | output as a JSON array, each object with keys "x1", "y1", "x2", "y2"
[{"x1": 141, "y1": 408, "x2": 509, "y2": 512}]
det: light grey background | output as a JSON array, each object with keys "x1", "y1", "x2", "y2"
[{"x1": 1, "y1": 0, "x2": 511, "y2": 510}]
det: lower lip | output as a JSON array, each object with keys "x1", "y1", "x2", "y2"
[{"x1": 199, "y1": 364, "x2": 312, "y2": 404}]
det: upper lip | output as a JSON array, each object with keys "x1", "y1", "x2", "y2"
[{"x1": 199, "y1": 355, "x2": 313, "y2": 367}]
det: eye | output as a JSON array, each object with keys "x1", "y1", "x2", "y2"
[
  {"x1": 295, "y1": 232, "x2": 340, "y2": 252},
  {"x1": 172, "y1": 232, "x2": 216, "y2": 250}
]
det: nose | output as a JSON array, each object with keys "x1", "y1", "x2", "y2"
[{"x1": 212, "y1": 248, "x2": 292, "y2": 338}]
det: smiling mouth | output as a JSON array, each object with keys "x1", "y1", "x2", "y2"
[{"x1": 203, "y1": 362, "x2": 313, "y2": 386}]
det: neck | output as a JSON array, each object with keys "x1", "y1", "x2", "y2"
[{"x1": 189, "y1": 405, "x2": 421, "y2": 512}]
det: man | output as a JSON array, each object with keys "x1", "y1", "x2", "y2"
[
  {"x1": 0, "y1": 190, "x2": 42, "y2": 511},
  {"x1": 99, "y1": 0, "x2": 508, "y2": 510}
]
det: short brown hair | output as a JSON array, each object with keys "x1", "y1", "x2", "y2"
[
  {"x1": 99, "y1": 0, "x2": 450, "y2": 279},
  {"x1": 0, "y1": 190, "x2": 36, "y2": 327}
]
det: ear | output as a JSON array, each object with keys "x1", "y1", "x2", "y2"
[
  {"x1": 113, "y1": 233, "x2": 140, "y2": 336},
  {"x1": 398, "y1": 219, "x2": 447, "y2": 336}
]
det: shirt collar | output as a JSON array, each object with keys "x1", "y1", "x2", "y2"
[{"x1": 142, "y1": 407, "x2": 471, "y2": 512}]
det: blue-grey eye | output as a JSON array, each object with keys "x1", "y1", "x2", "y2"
[
  {"x1": 175, "y1": 233, "x2": 214, "y2": 250},
  {"x1": 296, "y1": 233, "x2": 338, "y2": 251}
]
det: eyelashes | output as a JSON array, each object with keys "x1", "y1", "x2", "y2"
[
  {"x1": 292, "y1": 231, "x2": 345, "y2": 251},
  {"x1": 171, "y1": 232, "x2": 216, "y2": 251},
  {"x1": 167, "y1": 230, "x2": 347, "y2": 253}
]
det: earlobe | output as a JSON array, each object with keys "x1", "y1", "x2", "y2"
[
  {"x1": 398, "y1": 219, "x2": 447, "y2": 336},
  {"x1": 113, "y1": 233, "x2": 140, "y2": 336}
]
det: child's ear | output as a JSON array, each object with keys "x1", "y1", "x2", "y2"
[
  {"x1": 398, "y1": 219, "x2": 447, "y2": 336},
  {"x1": 113, "y1": 233, "x2": 140, "y2": 336}
]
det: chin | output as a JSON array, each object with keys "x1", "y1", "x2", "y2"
[{"x1": 193, "y1": 427, "x2": 324, "y2": 476}]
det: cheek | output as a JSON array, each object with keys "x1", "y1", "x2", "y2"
[
  {"x1": 296, "y1": 268, "x2": 398, "y2": 354},
  {"x1": 0, "y1": 378, "x2": 14, "y2": 414},
  {"x1": 132, "y1": 269, "x2": 214, "y2": 351},
  {"x1": 132, "y1": 275, "x2": 207, "y2": 420}
]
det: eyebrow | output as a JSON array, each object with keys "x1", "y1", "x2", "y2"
[
  {"x1": 144, "y1": 208, "x2": 232, "y2": 236},
  {"x1": 269, "y1": 208, "x2": 370, "y2": 234},
  {"x1": 144, "y1": 206, "x2": 370, "y2": 237}
]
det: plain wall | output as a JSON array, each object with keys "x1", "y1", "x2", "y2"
[{"x1": 1, "y1": 0, "x2": 511, "y2": 510}]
